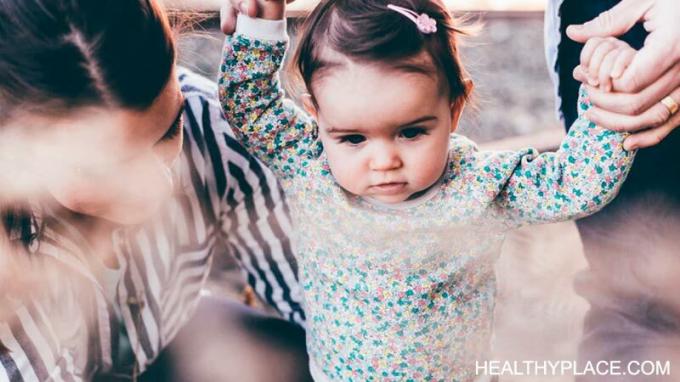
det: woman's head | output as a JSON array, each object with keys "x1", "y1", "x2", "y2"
[
  {"x1": 0, "y1": 0, "x2": 176, "y2": 120},
  {"x1": 0, "y1": 0, "x2": 183, "y2": 225},
  {"x1": 292, "y1": 0, "x2": 472, "y2": 203}
]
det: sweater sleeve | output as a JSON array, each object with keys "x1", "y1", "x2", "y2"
[
  {"x1": 218, "y1": 15, "x2": 320, "y2": 184},
  {"x1": 480, "y1": 86, "x2": 635, "y2": 225}
]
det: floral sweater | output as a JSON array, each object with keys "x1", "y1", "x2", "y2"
[{"x1": 218, "y1": 15, "x2": 635, "y2": 382}]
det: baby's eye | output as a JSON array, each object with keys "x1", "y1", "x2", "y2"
[
  {"x1": 400, "y1": 127, "x2": 427, "y2": 139},
  {"x1": 339, "y1": 134, "x2": 366, "y2": 145}
]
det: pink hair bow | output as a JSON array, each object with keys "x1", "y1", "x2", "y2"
[{"x1": 387, "y1": 4, "x2": 438, "y2": 34}]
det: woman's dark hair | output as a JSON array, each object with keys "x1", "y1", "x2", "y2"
[
  {"x1": 0, "y1": 0, "x2": 176, "y2": 248},
  {"x1": 291, "y1": 0, "x2": 472, "y2": 106},
  {"x1": 0, "y1": 0, "x2": 175, "y2": 119}
]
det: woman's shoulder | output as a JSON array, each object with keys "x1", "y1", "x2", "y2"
[
  {"x1": 178, "y1": 67, "x2": 218, "y2": 99},
  {"x1": 177, "y1": 67, "x2": 234, "y2": 140},
  {"x1": 175, "y1": 67, "x2": 275, "y2": 192},
  {"x1": 177, "y1": 67, "x2": 223, "y2": 119}
]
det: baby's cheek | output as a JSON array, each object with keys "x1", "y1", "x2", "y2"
[
  {"x1": 409, "y1": 148, "x2": 448, "y2": 187},
  {"x1": 327, "y1": 155, "x2": 366, "y2": 194}
]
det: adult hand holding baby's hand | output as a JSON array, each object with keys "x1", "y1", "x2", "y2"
[
  {"x1": 221, "y1": 0, "x2": 295, "y2": 34},
  {"x1": 567, "y1": 0, "x2": 680, "y2": 149},
  {"x1": 572, "y1": 37, "x2": 680, "y2": 150},
  {"x1": 567, "y1": 0, "x2": 679, "y2": 94},
  {"x1": 574, "y1": 65, "x2": 680, "y2": 150}
]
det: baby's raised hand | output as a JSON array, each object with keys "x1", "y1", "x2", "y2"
[
  {"x1": 221, "y1": 0, "x2": 293, "y2": 34},
  {"x1": 574, "y1": 37, "x2": 636, "y2": 92}
]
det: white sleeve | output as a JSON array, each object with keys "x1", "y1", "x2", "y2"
[
  {"x1": 235, "y1": 14, "x2": 289, "y2": 42},
  {"x1": 544, "y1": 0, "x2": 566, "y2": 123}
]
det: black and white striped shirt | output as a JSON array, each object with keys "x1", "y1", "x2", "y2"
[{"x1": 0, "y1": 68, "x2": 305, "y2": 381}]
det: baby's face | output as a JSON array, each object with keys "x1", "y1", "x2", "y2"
[{"x1": 312, "y1": 62, "x2": 460, "y2": 203}]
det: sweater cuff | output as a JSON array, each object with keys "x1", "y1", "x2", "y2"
[{"x1": 235, "y1": 14, "x2": 288, "y2": 42}]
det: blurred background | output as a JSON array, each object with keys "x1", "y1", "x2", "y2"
[{"x1": 168, "y1": 1, "x2": 586, "y2": 381}]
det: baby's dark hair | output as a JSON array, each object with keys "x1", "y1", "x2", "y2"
[{"x1": 291, "y1": 0, "x2": 472, "y2": 106}]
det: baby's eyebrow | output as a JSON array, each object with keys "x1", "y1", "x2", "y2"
[
  {"x1": 326, "y1": 116, "x2": 438, "y2": 135},
  {"x1": 401, "y1": 116, "x2": 438, "y2": 126},
  {"x1": 326, "y1": 127, "x2": 364, "y2": 134}
]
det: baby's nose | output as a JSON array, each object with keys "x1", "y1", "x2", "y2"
[{"x1": 369, "y1": 143, "x2": 402, "y2": 171}]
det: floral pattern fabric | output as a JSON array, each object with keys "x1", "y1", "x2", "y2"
[{"x1": 219, "y1": 33, "x2": 634, "y2": 382}]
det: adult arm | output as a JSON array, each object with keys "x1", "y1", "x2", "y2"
[
  {"x1": 0, "y1": 286, "x2": 84, "y2": 382},
  {"x1": 217, "y1": 130, "x2": 306, "y2": 326},
  {"x1": 178, "y1": 71, "x2": 306, "y2": 326}
]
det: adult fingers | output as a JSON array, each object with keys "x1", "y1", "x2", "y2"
[
  {"x1": 586, "y1": 87, "x2": 680, "y2": 133},
  {"x1": 221, "y1": 0, "x2": 262, "y2": 34},
  {"x1": 623, "y1": 111, "x2": 680, "y2": 150},
  {"x1": 220, "y1": 4, "x2": 238, "y2": 34},
  {"x1": 243, "y1": 0, "x2": 259, "y2": 17},
  {"x1": 565, "y1": 0, "x2": 653, "y2": 42},
  {"x1": 614, "y1": 40, "x2": 678, "y2": 93},
  {"x1": 586, "y1": 88, "x2": 680, "y2": 132},
  {"x1": 585, "y1": 64, "x2": 680, "y2": 116},
  {"x1": 613, "y1": 0, "x2": 680, "y2": 92}
]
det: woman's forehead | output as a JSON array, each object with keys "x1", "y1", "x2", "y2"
[{"x1": 24, "y1": 76, "x2": 182, "y2": 163}]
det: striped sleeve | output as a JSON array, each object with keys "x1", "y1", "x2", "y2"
[
  {"x1": 179, "y1": 69, "x2": 306, "y2": 326},
  {"x1": 0, "y1": 299, "x2": 81, "y2": 382}
]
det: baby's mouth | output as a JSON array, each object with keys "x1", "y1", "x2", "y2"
[{"x1": 371, "y1": 182, "x2": 407, "y2": 194}]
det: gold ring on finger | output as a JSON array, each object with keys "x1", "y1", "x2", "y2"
[{"x1": 660, "y1": 95, "x2": 679, "y2": 116}]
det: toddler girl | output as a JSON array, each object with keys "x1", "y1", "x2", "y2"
[{"x1": 219, "y1": 0, "x2": 636, "y2": 380}]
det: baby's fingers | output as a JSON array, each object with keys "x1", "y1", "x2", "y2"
[
  {"x1": 597, "y1": 49, "x2": 620, "y2": 92},
  {"x1": 587, "y1": 39, "x2": 619, "y2": 86},
  {"x1": 573, "y1": 65, "x2": 589, "y2": 84},
  {"x1": 611, "y1": 47, "x2": 636, "y2": 79},
  {"x1": 580, "y1": 37, "x2": 602, "y2": 69}
]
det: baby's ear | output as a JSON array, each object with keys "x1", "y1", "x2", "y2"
[
  {"x1": 450, "y1": 79, "x2": 474, "y2": 133},
  {"x1": 301, "y1": 93, "x2": 318, "y2": 119},
  {"x1": 463, "y1": 79, "x2": 474, "y2": 95}
]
